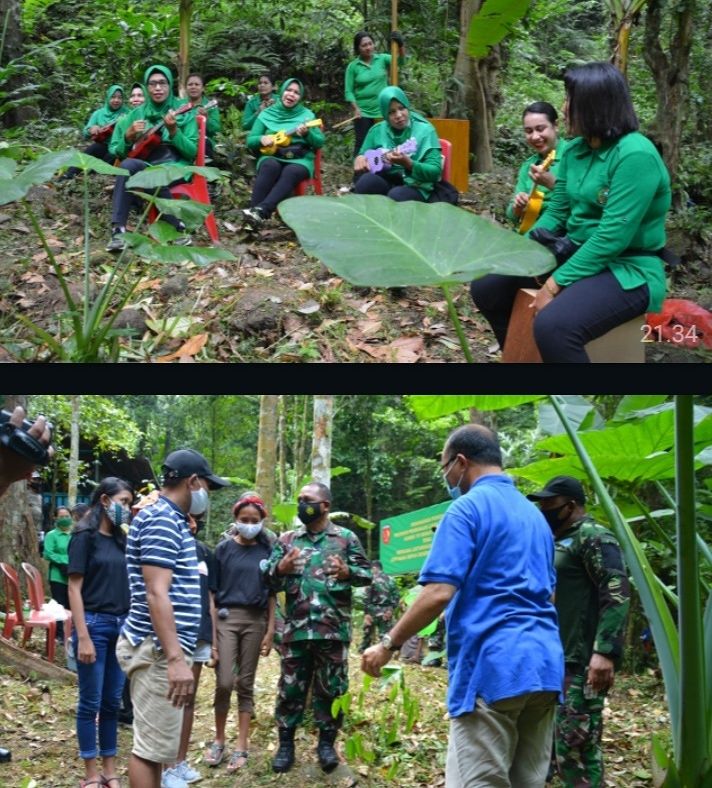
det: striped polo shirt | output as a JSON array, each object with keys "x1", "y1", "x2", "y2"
[{"x1": 122, "y1": 494, "x2": 201, "y2": 654}]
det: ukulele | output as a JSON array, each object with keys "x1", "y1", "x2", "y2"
[
  {"x1": 364, "y1": 137, "x2": 418, "y2": 174},
  {"x1": 518, "y1": 148, "x2": 556, "y2": 234},
  {"x1": 128, "y1": 99, "x2": 218, "y2": 160},
  {"x1": 260, "y1": 119, "x2": 323, "y2": 155},
  {"x1": 91, "y1": 121, "x2": 118, "y2": 144}
]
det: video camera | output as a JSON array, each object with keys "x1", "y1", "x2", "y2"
[{"x1": 0, "y1": 409, "x2": 53, "y2": 466}]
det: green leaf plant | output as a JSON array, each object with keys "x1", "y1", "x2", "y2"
[
  {"x1": 279, "y1": 195, "x2": 555, "y2": 363},
  {"x1": 332, "y1": 665, "x2": 419, "y2": 782},
  {"x1": 0, "y1": 149, "x2": 233, "y2": 361}
]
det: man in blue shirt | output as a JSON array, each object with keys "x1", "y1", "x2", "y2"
[
  {"x1": 116, "y1": 448, "x2": 229, "y2": 788},
  {"x1": 362, "y1": 424, "x2": 564, "y2": 787}
]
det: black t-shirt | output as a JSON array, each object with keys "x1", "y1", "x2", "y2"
[
  {"x1": 214, "y1": 537, "x2": 271, "y2": 609},
  {"x1": 196, "y1": 540, "x2": 217, "y2": 644},
  {"x1": 68, "y1": 529, "x2": 130, "y2": 616}
]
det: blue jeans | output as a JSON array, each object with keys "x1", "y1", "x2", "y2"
[{"x1": 72, "y1": 612, "x2": 127, "y2": 759}]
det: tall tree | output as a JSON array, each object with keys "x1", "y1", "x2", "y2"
[
  {"x1": 177, "y1": 0, "x2": 192, "y2": 94},
  {"x1": 311, "y1": 395, "x2": 334, "y2": 486},
  {"x1": 0, "y1": 394, "x2": 41, "y2": 568},
  {"x1": 444, "y1": 0, "x2": 501, "y2": 172},
  {"x1": 0, "y1": 0, "x2": 37, "y2": 125},
  {"x1": 643, "y1": 0, "x2": 695, "y2": 205},
  {"x1": 67, "y1": 395, "x2": 80, "y2": 507},
  {"x1": 255, "y1": 395, "x2": 278, "y2": 514}
]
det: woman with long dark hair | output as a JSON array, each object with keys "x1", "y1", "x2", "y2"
[
  {"x1": 204, "y1": 494, "x2": 276, "y2": 773},
  {"x1": 68, "y1": 477, "x2": 133, "y2": 788},
  {"x1": 471, "y1": 62, "x2": 671, "y2": 362}
]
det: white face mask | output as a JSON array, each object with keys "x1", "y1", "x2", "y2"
[
  {"x1": 235, "y1": 520, "x2": 264, "y2": 541},
  {"x1": 189, "y1": 485, "x2": 209, "y2": 515}
]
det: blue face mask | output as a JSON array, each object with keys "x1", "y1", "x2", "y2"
[{"x1": 443, "y1": 459, "x2": 465, "y2": 500}]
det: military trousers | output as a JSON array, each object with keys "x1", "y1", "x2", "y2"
[
  {"x1": 554, "y1": 669, "x2": 606, "y2": 787},
  {"x1": 275, "y1": 639, "x2": 349, "y2": 732},
  {"x1": 359, "y1": 613, "x2": 391, "y2": 653}
]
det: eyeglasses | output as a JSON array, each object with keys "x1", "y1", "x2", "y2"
[
  {"x1": 147, "y1": 79, "x2": 169, "y2": 87},
  {"x1": 440, "y1": 456, "x2": 456, "y2": 473}
]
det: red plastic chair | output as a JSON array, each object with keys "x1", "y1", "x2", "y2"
[
  {"x1": 439, "y1": 138, "x2": 453, "y2": 182},
  {"x1": 21, "y1": 562, "x2": 72, "y2": 662},
  {"x1": 293, "y1": 147, "x2": 324, "y2": 196},
  {"x1": 1, "y1": 562, "x2": 23, "y2": 639},
  {"x1": 148, "y1": 113, "x2": 219, "y2": 242}
]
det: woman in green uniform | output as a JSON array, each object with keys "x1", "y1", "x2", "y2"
[
  {"x1": 58, "y1": 85, "x2": 127, "y2": 180},
  {"x1": 241, "y1": 73, "x2": 277, "y2": 131},
  {"x1": 243, "y1": 77, "x2": 325, "y2": 227},
  {"x1": 507, "y1": 101, "x2": 567, "y2": 228},
  {"x1": 345, "y1": 30, "x2": 405, "y2": 156},
  {"x1": 43, "y1": 505, "x2": 73, "y2": 640},
  {"x1": 186, "y1": 73, "x2": 221, "y2": 157},
  {"x1": 353, "y1": 86, "x2": 441, "y2": 202},
  {"x1": 128, "y1": 82, "x2": 145, "y2": 108},
  {"x1": 470, "y1": 62, "x2": 671, "y2": 362}
]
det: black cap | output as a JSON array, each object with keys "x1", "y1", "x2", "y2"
[
  {"x1": 527, "y1": 475, "x2": 586, "y2": 505},
  {"x1": 162, "y1": 449, "x2": 229, "y2": 490}
]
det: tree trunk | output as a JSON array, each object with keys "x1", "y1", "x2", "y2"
[
  {"x1": 255, "y1": 395, "x2": 278, "y2": 515},
  {"x1": 443, "y1": 0, "x2": 501, "y2": 173},
  {"x1": 311, "y1": 396, "x2": 334, "y2": 487},
  {"x1": 0, "y1": 0, "x2": 37, "y2": 126},
  {"x1": 67, "y1": 396, "x2": 80, "y2": 508},
  {"x1": 277, "y1": 395, "x2": 287, "y2": 500},
  {"x1": 643, "y1": 0, "x2": 695, "y2": 207},
  {"x1": 0, "y1": 395, "x2": 42, "y2": 571},
  {"x1": 177, "y1": 0, "x2": 193, "y2": 96}
]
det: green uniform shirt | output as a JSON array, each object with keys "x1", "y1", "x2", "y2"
[
  {"x1": 506, "y1": 139, "x2": 568, "y2": 222},
  {"x1": 242, "y1": 93, "x2": 277, "y2": 131},
  {"x1": 109, "y1": 103, "x2": 199, "y2": 165},
  {"x1": 198, "y1": 95, "x2": 221, "y2": 141},
  {"x1": 531, "y1": 132, "x2": 671, "y2": 312},
  {"x1": 554, "y1": 516, "x2": 630, "y2": 669},
  {"x1": 363, "y1": 570, "x2": 400, "y2": 618},
  {"x1": 43, "y1": 527, "x2": 71, "y2": 585},
  {"x1": 265, "y1": 520, "x2": 372, "y2": 643},
  {"x1": 246, "y1": 114, "x2": 325, "y2": 179},
  {"x1": 344, "y1": 53, "x2": 403, "y2": 118}
]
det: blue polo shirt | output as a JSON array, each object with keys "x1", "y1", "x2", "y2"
[
  {"x1": 122, "y1": 495, "x2": 201, "y2": 654},
  {"x1": 419, "y1": 474, "x2": 563, "y2": 717}
]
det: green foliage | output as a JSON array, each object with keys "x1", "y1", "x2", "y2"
[{"x1": 467, "y1": 0, "x2": 531, "y2": 58}]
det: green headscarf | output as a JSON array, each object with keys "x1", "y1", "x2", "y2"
[
  {"x1": 372, "y1": 86, "x2": 439, "y2": 163},
  {"x1": 90, "y1": 84, "x2": 126, "y2": 126},
  {"x1": 257, "y1": 77, "x2": 314, "y2": 131},
  {"x1": 142, "y1": 64, "x2": 177, "y2": 124}
]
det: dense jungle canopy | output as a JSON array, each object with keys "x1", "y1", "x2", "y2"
[{"x1": 0, "y1": 0, "x2": 710, "y2": 362}]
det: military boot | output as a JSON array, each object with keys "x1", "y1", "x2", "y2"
[
  {"x1": 317, "y1": 729, "x2": 339, "y2": 773},
  {"x1": 272, "y1": 727, "x2": 296, "y2": 773}
]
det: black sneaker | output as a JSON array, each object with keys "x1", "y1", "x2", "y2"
[
  {"x1": 106, "y1": 230, "x2": 126, "y2": 253},
  {"x1": 242, "y1": 207, "x2": 265, "y2": 227}
]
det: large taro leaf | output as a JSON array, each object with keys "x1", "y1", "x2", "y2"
[
  {"x1": 406, "y1": 395, "x2": 545, "y2": 421},
  {"x1": 122, "y1": 231, "x2": 235, "y2": 266},
  {"x1": 126, "y1": 164, "x2": 225, "y2": 189},
  {"x1": 0, "y1": 149, "x2": 125, "y2": 205},
  {"x1": 279, "y1": 195, "x2": 556, "y2": 287},
  {"x1": 128, "y1": 195, "x2": 213, "y2": 228}
]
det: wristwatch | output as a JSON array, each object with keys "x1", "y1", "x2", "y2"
[{"x1": 381, "y1": 633, "x2": 399, "y2": 652}]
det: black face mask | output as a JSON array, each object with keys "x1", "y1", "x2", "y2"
[
  {"x1": 297, "y1": 500, "x2": 323, "y2": 525},
  {"x1": 541, "y1": 502, "x2": 572, "y2": 531}
]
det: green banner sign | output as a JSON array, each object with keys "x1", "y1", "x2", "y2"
[{"x1": 380, "y1": 500, "x2": 452, "y2": 575}]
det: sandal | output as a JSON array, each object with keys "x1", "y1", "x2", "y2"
[
  {"x1": 79, "y1": 780, "x2": 104, "y2": 788},
  {"x1": 101, "y1": 776, "x2": 121, "y2": 787},
  {"x1": 203, "y1": 741, "x2": 226, "y2": 766},
  {"x1": 226, "y1": 750, "x2": 249, "y2": 772}
]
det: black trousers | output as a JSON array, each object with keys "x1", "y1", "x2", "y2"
[
  {"x1": 469, "y1": 269, "x2": 650, "y2": 363},
  {"x1": 353, "y1": 117, "x2": 377, "y2": 158},
  {"x1": 110, "y1": 157, "x2": 182, "y2": 229},
  {"x1": 354, "y1": 171, "x2": 425, "y2": 202},
  {"x1": 49, "y1": 579, "x2": 69, "y2": 640},
  {"x1": 250, "y1": 157, "x2": 308, "y2": 218}
]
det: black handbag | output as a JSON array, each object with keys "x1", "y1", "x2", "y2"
[{"x1": 428, "y1": 179, "x2": 459, "y2": 205}]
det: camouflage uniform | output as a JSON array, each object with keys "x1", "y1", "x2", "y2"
[
  {"x1": 358, "y1": 568, "x2": 400, "y2": 652},
  {"x1": 553, "y1": 516, "x2": 630, "y2": 788},
  {"x1": 265, "y1": 520, "x2": 372, "y2": 732}
]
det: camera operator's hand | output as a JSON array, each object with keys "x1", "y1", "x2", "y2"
[{"x1": 0, "y1": 406, "x2": 52, "y2": 498}]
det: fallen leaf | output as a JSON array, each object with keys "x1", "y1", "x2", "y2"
[
  {"x1": 355, "y1": 336, "x2": 424, "y2": 363},
  {"x1": 297, "y1": 300, "x2": 320, "y2": 315},
  {"x1": 155, "y1": 333, "x2": 208, "y2": 362},
  {"x1": 253, "y1": 267, "x2": 275, "y2": 277}
]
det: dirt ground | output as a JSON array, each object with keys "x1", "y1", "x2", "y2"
[
  {"x1": 0, "y1": 150, "x2": 709, "y2": 363},
  {"x1": 0, "y1": 634, "x2": 670, "y2": 787}
]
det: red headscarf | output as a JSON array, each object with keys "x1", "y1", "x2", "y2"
[{"x1": 232, "y1": 494, "x2": 267, "y2": 519}]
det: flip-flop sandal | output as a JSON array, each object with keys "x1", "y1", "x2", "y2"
[
  {"x1": 204, "y1": 741, "x2": 226, "y2": 766},
  {"x1": 226, "y1": 750, "x2": 248, "y2": 772}
]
